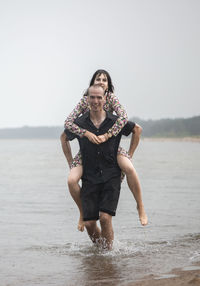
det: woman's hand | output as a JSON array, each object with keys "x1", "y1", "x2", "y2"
[
  {"x1": 84, "y1": 131, "x2": 101, "y2": 144},
  {"x1": 97, "y1": 133, "x2": 109, "y2": 143}
]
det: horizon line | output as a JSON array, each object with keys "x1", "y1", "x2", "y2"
[{"x1": 0, "y1": 114, "x2": 200, "y2": 130}]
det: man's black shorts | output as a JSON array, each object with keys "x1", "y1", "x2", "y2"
[{"x1": 81, "y1": 176, "x2": 121, "y2": 221}]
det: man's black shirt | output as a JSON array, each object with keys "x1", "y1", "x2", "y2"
[{"x1": 65, "y1": 112, "x2": 135, "y2": 184}]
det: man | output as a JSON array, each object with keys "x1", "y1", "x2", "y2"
[{"x1": 65, "y1": 84, "x2": 135, "y2": 249}]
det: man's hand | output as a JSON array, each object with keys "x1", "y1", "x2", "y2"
[
  {"x1": 84, "y1": 130, "x2": 102, "y2": 144},
  {"x1": 127, "y1": 152, "x2": 133, "y2": 160}
]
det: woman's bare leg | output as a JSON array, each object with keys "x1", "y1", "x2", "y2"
[
  {"x1": 67, "y1": 165, "x2": 84, "y2": 231},
  {"x1": 117, "y1": 154, "x2": 148, "y2": 226}
]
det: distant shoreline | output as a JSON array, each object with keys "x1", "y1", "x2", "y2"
[
  {"x1": 141, "y1": 136, "x2": 200, "y2": 142},
  {"x1": 0, "y1": 137, "x2": 200, "y2": 142},
  {"x1": 121, "y1": 136, "x2": 200, "y2": 143},
  {"x1": 0, "y1": 115, "x2": 200, "y2": 139}
]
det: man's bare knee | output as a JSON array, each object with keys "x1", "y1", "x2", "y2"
[
  {"x1": 85, "y1": 220, "x2": 96, "y2": 231},
  {"x1": 100, "y1": 213, "x2": 111, "y2": 226}
]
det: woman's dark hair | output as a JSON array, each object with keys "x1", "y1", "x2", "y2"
[{"x1": 89, "y1": 69, "x2": 114, "y2": 93}]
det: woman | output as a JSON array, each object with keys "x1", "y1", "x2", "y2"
[{"x1": 61, "y1": 69, "x2": 148, "y2": 231}]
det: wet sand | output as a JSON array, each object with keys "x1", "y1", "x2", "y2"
[{"x1": 127, "y1": 262, "x2": 200, "y2": 286}]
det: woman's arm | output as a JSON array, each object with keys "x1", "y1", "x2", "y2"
[
  {"x1": 98, "y1": 93, "x2": 128, "y2": 143},
  {"x1": 106, "y1": 93, "x2": 128, "y2": 137},
  {"x1": 64, "y1": 97, "x2": 88, "y2": 137},
  {"x1": 64, "y1": 96, "x2": 101, "y2": 144}
]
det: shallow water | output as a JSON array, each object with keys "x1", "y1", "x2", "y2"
[{"x1": 0, "y1": 139, "x2": 200, "y2": 285}]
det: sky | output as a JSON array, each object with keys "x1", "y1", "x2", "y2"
[{"x1": 0, "y1": 0, "x2": 199, "y2": 128}]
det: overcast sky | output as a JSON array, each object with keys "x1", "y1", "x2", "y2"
[{"x1": 0, "y1": 0, "x2": 199, "y2": 128}]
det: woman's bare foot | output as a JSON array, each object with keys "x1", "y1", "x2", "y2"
[
  {"x1": 137, "y1": 205, "x2": 148, "y2": 226},
  {"x1": 78, "y1": 216, "x2": 85, "y2": 232}
]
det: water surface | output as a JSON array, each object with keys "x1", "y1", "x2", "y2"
[{"x1": 0, "y1": 139, "x2": 200, "y2": 285}]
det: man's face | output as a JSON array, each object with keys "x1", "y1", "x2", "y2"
[{"x1": 88, "y1": 87, "x2": 106, "y2": 112}]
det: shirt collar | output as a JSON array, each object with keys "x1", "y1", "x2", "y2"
[
  {"x1": 81, "y1": 110, "x2": 116, "y2": 124},
  {"x1": 106, "y1": 111, "x2": 116, "y2": 121}
]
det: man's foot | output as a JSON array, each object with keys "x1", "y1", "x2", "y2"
[
  {"x1": 137, "y1": 205, "x2": 148, "y2": 226},
  {"x1": 78, "y1": 217, "x2": 85, "y2": 232}
]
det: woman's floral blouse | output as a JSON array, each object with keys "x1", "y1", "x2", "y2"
[{"x1": 64, "y1": 92, "x2": 128, "y2": 137}]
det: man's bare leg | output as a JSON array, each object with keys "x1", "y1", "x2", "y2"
[
  {"x1": 117, "y1": 155, "x2": 148, "y2": 226},
  {"x1": 84, "y1": 220, "x2": 102, "y2": 245},
  {"x1": 99, "y1": 212, "x2": 114, "y2": 250},
  {"x1": 68, "y1": 166, "x2": 85, "y2": 231},
  {"x1": 84, "y1": 214, "x2": 114, "y2": 250}
]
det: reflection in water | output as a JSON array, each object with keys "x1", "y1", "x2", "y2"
[{"x1": 79, "y1": 255, "x2": 122, "y2": 285}]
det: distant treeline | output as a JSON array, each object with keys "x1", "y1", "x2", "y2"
[
  {"x1": 0, "y1": 116, "x2": 200, "y2": 139},
  {"x1": 0, "y1": 126, "x2": 63, "y2": 139},
  {"x1": 130, "y1": 115, "x2": 200, "y2": 137}
]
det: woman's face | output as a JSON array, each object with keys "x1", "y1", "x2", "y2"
[{"x1": 94, "y1": 73, "x2": 108, "y2": 92}]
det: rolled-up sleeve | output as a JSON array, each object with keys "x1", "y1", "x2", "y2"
[
  {"x1": 64, "y1": 129, "x2": 77, "y2": 141},
  {"x1": 122, "y1": 121, "x2": 135, "y2": 136}
]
